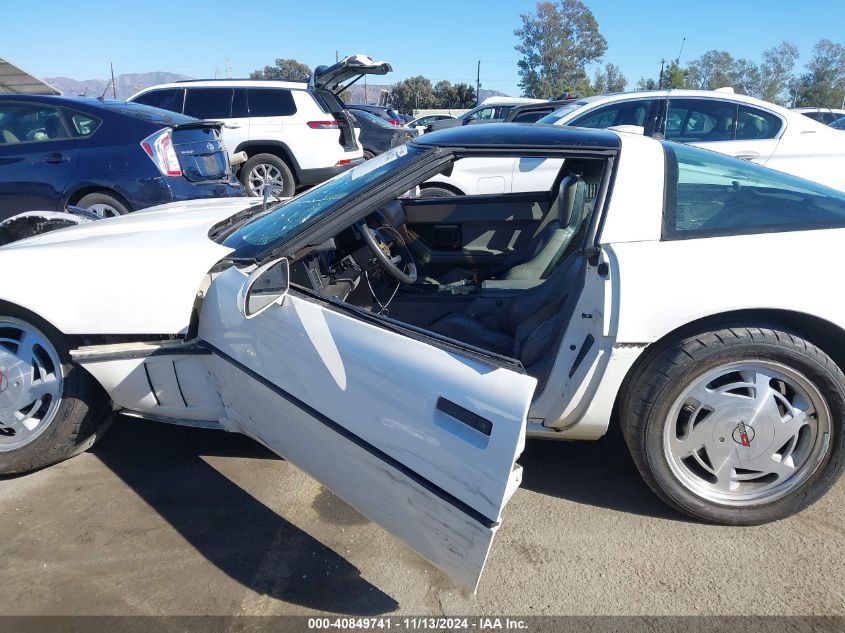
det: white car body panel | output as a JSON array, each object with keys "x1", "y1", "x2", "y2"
[
  {"x1": 199, "y1": 266, "x2": 536, "y2": 590},
  {"x1": 0, "y1": 197, "x2": 252, "y2": 334},
  {"x1": 607, "y1": 229, "x2": 845, "y2": 344}
]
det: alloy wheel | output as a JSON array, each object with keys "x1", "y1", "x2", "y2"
[
  {"x1": 248, "y1": 163, "x2": 286, "y2": 197},
  {"x1": 0, "y1": 318, "x2": 63, "y2": 451},
  {"x1": 663, "y1": 360, "x2": 830, "y2": 505},
  {"x1": 87, "y1": 203, "x2": 121, "y2": 218}
]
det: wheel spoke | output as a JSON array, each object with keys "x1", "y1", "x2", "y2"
[
  {"x1": 27, "y1": 375, "x2": 60, "y2": 401},
  {"x1": 0, "y1": 319, "x2": 64, "y2": 451}
]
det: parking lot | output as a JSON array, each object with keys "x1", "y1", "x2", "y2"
[{"x1": 1, "y1": 415, "x2": 842, "y2": 617}]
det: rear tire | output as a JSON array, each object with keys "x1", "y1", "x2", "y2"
[
  {"x1": 363, "y1": 150, "x2": 375, "y2": 160},
  {"x1": 77, "y1": 192, "x2": 130, "y2": 218},
  {"x1": 0, "y1": 305, "x2": 111, "y2": 475},
  {"x1": 240, "y1": 154, "x2": 295, "y2": 198},
  {"x1": 621, "y1": 326, "x2": 845, "y2": 525}
]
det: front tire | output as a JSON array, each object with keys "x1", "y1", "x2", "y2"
[
  {"x1": 0, "y1": 307, "x2": 111, "y2": 474},
  {"x1": 621, "y1": 326, "x2": 844, "y2": 525},
  {"x1": 240, "y1": 154, "x2": 295, "y2": 198}
]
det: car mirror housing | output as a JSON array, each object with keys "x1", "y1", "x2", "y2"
[{"x1": 237, "y1": 257, "x2": 290, "y2": 319}]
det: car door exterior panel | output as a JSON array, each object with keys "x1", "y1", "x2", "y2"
[
  {"x1": 0, "y1": 101, "x2": 79, "y2": 217},
  {"x1": 199, "y1": 266, "x2": 535, "y2": 590}
]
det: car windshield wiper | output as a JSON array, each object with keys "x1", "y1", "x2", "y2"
[{"x1": 210, "y1": 186, "x2": 295, "y2": 242}]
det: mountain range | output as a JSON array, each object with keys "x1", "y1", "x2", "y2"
[{"x1": 44, "y1": 72, "x2": 510, "y2": 104}]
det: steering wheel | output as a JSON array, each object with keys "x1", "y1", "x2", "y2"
[{"x1": 356, "y1": 219, "x2": 417, "y2": 284}]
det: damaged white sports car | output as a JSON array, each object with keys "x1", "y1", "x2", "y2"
[{"x1": 1, "y1": 125, "x2": 844, "y2": 590}]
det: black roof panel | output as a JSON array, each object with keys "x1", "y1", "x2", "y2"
[{"x1": 412, "y1": 122, "x2": 620, "y2": 150}]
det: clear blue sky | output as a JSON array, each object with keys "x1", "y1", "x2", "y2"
[{"x1": 5, "y1": 0, "x2": 844, "y2": 95}]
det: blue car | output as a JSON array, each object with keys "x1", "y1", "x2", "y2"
[{"x1": 0, "y1": 95, "x2": 243, "y2": 221}]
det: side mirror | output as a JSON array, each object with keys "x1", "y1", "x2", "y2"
[{"x1": 237, "y1": 257, "x2": 290, "y2": 319}]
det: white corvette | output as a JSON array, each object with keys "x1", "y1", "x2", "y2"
[{"x1": 1, "y1": 125, "x2": 844, "y2": 590}]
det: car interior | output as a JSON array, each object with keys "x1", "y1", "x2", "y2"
[{"x1": 288, "y1": 154, "x2": 609, "y2": 390}]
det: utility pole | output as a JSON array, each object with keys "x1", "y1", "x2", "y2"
[
  {"x1": 476, "y1": 60, "x2": 481, "y2": 106},
  {"x1": 110, "y1": 62, "x2": 116, "y2": 99},
  {"x1": 336, "y1": 50, "x2": 339, "y2": 63},
  {"x1": 658, "y1": 58, "x2": 666, "y2": 89},
  {"x1": 364, "y1": 75, "x2": 368, "y2": 103}
]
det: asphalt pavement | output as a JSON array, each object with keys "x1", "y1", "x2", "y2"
[{"x1": 1, "y1": 415, "x2": 842, "y2": 617}]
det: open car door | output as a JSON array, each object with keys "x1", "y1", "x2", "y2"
[
  {"x1": 310, "y1": 54, "x2": 393, "y2": 95},
  {"x1": 199, "y1": 262, "x2": 535, "y2": 591}
]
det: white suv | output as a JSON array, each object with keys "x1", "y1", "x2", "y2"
[{"x1": 129, "y1": 55, "x2": 392, "y2": 196}]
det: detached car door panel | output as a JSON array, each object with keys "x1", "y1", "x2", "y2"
[{"x1": 199, "y1": 266, "x2": 535, "y2": 590}]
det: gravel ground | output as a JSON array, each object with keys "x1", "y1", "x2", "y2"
[{"x1": 0, "y1": 416, "x2": 842, "y2": 617}]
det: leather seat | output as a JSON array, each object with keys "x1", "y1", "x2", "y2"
[
  {"x1": 429, "y1": 252, "x2": 584, "y2": 374},
  {"x1": 437, "y1": 173, "x2": 587, "y2": 284}
]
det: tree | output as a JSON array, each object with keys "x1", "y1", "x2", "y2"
[
  {"x1": 390, "y1": 76, "x2": 437, "y2": 114},
  {"x1": 514, "y1": 0, "x2": 607, "y2": 98},
  {"x1": 687, "y1": 50, "x2": 736, "y2": 90},
  {"x1": 433, "y1": 80, "x2": 477, "y2": 108},
  {"x1": 796, "y1": 39, "x2": 845, "y2": 108},
  {"x1": 250, "y1": 58, "x2": 311, "y2": 81},
  {"x1": 592, "y1": 63, "x2": 626, "y2": 94},
  {"x1": 759, "y1": 42, "x2": 799, "y2": 105},
  {"x1": 636, "y1": 76, "x2": 658, "y2": 91}
]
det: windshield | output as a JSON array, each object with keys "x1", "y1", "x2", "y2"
[
  {"x1": 537, "y1": 101, "x2": 588, "y2": 125},
  {"x1": 223, "y1": 144, "x2": 426, "y2": 256}
]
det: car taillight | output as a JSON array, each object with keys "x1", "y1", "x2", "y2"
[
  {"x1": 336, "y1": 159, "x2": 353, "y2": 166},
  {"x1": 308, "y1": 121, "x2": 341, "y2": 129},
  {"x1": 140, "y1": 128, "x2": 182, "y2": 177},
  {"x1": 388, "y1": 119, "x2": 402, "y2": 126}
]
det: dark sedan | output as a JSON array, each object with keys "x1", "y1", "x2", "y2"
[
  {"x1": 0, "y1": 95, "x2": 243, "y2": 220},
  {"x1": 351, "y1": 109, "x2": 416, "y2": 158}
]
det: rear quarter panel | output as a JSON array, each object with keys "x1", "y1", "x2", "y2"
[{"x1": 607, "y1": 228, "x2": 845, "y2": 343}]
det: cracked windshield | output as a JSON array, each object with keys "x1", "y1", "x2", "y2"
[{"x1": 224, "y1": 145, "x2": 421, "y2": 251}]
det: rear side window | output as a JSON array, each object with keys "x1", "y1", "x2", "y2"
[
  {"x1": 802, "y1": 111, "x2": 825, "y2": 122},
  {"x1": 665, "y1": 99, "x2": 736, "y2": 142},
  {"x1": 662, "y1": 141, "x2": 845, "y2": 239},
  {"x1": 184, "y1": 88, "x2": 234, "y2": 119},
  {"x1": 570, "y1": 99, "x2": 651, "y2": 129},
  {"x1": 736, "y1": 106, "x2": 782, "y2": 140},
  {"x1": 247, "y1": 88, "x2": 297, "y2": 117},
  {"x1": 512, "y1": 110, "x2": 547, "y2": 123},
  {"x1": 65, "y1": 110, "x2": 102, "y2": 137},
  {"x1": 133, "y1": 88, "x2": 184, "y2": 114}
]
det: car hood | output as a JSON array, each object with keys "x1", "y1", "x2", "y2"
[{"x1": 0, "y1": 197, "x2": 258, "y2": 335}]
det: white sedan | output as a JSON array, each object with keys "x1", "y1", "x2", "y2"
[
  {"x1": 1, "y1": 125, "x2": 843, "y2": 590},
  {"x1": 428, "y1": 89, "x2": 845, "y2": 196}
]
